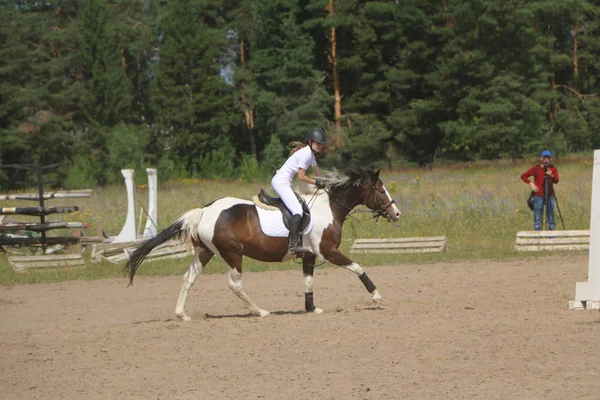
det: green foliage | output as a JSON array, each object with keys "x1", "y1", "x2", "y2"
[
  {"x1": 105, "y1": 124, "x2": 151, "y2": 183},
  {"x1": 245, "y1": 0, "x2": 330, "y2": 145},
  {"x1": 150, "y1": 0, "x2": 238, "y2": 174},
  {"x1": 65, "y1": 154, "x2": 97, "y2": 188},
  {"x1": 260, "y1": 134, "x2": 287, "y2": 176},
  {"x1": 197, "y1": 144, "x2": 236, "y2": 179},
  {"x1": 342, "y1": 115, "x2": 392, "y2": 167},
  {"x1": 77, "y1": 0, "x2": 133, "y2": 125},
  {"x1": 237, "y1": 153, "x2": 264, "y2": 181}
]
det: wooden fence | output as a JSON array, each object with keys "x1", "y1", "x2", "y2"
[
  {"x1": 515, "y1": 230, "x2": 590, "y2": 252},
  {"x1": 350, "y1": 236, "x2": 448, "y2": 254}
]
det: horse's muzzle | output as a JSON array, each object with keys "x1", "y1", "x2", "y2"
[
  {"x1": 379, "y1": 200, "x2": 400, "y2": 222},
  {"x1": 386, "y1": 210, "x2": 401, "y2": 222}
]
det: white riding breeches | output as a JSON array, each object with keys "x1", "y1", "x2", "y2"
[{"x1": 271, "y1": 176, "x2": 303, "y2": 216}]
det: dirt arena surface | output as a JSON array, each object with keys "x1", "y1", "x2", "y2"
[{"x1": 1, "y1": 255, "x2": 599, "y2": 399}]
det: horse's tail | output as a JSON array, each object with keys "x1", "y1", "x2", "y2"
[{"x1": 125, "y1": 208, "x2": 204, "y2": 286}]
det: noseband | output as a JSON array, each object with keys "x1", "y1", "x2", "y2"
[{"x1": 366, "y1": 184, "x2": 396, "y2": 220}]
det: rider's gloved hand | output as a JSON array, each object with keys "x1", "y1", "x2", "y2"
[{"x1": 315, "y1": 178, "x2": 326, "y2": 189}]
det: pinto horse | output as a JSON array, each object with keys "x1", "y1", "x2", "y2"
[{"x1": 125, "y1": 169, "x2": 401, "y2": 320}]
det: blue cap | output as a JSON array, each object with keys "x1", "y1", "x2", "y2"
[{"x1": 541, "y1": 150, "x2": 552, "y2": 157}]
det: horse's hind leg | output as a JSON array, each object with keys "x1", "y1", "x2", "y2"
[
  {"x1": 223, "y1": 254, "x2": 270, "y2": 317},
  {"x1": 303, "y1": 255, "x2": 323, "y2": 314},
  {"x1": 175, "y1": 244, "x2": 214, "y2": 321}
]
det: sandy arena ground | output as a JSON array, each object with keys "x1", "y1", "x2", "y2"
[{"x1": 1, "y1": 255, "x2": 599, "y2": 399}]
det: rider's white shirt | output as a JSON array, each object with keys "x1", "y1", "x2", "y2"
[{"x1": 273, "y1": 146, "x2": 316, "y2": 186}]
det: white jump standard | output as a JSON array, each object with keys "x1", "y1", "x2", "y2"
[
  {"x1": 113, "y1": 169, "x2": 137, "y2": 243},
  {"x1": 570, "y1": 149, "x2": 600, "y2": 310},
  {"x1": 143, "y1": 168, "x2": 158, "y2": 238},
  {"x1": 112, "y1": 168, "x2": 159, "y2": 243}
]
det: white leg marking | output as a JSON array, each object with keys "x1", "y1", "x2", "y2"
[
  {"x1": 344, "y1": 262, "x2": 365, "y2": 276},
  {"x1": 227, "y1": 268, "x2": 270, "y2": 317},
  {"x1": 371, "y1": 290, "x2": 383, "y2": 303},
  {"x1": 303, "y1": 274, "x2": 314, "y2": 292},
  {"x1": 304, "y1": 274, "x2": 323, "y2": 314},
  {"x1": 345, "y1": 263, "x2": 383, "y2": 303},
  {"x1": 175, "y1": 249, "x2": 203, "y2": 321}
]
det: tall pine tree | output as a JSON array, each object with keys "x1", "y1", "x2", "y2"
[{"x1": 150, "y1": 0, "x2": 238, "y2": 178}]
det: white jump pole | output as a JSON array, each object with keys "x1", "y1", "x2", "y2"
[
  {"x1": 570, "y1": 149, "x2": 600, "y2": 310},
  {"x1": 113, "y1": 169, "x2": 137, "y2": 243},
  {"x1": 142, "y1": 168, "x2": 158, "y2": 238}
]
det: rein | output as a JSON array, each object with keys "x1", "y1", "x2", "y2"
[{"x1": 323, "y1": 184, "x2": 395, "y2": 222}]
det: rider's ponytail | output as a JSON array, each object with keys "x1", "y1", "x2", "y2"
[{"x1": 289, "y1": 141, "x2": 306, "y2": 155}]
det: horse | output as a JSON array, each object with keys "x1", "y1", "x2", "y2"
[{"x1": 125, "y1": 168, "x2": 401, "y2": 320}]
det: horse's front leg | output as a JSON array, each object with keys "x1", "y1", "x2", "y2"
[
  {"x1": 302, "y1": 255, "x2": 324, "y2": 314},
  {"x1": 321, "y1": 247, "x2": 382, "y2": 303}
]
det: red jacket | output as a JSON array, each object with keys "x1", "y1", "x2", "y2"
[{"x1": 521, "y1": 164, "x2": 559, "y2": 197}]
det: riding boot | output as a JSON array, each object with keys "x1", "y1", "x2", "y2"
[{"x1": 288, "y1": 214, "x2": 302, "y2": 254}]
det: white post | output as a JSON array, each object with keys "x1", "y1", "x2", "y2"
[
  {"x1": 113, "y1": 169, "x2": 137, "y2": 243},
  {"x1": 142, "y1": 168, "x2": 158, "y2": 238},
  {"x1": 571, "y1": 149, "x2": 600, "y2": 310}
]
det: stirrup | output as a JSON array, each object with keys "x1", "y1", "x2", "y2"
[{"x1": 292, "y1": 247, "x2": 313, "y2": 258}]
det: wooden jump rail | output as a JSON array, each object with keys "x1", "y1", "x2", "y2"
[
  {"x1": 8, "y1": 253, "x2": 85, "y2": 273},
  {"x1": 0, "y1": 206, "x2": 79, "y2": 216},
  {"x1": 350, "y1": 236, "x2": 448, "y2": 254},
  {"x1": 92, "y1": 239, "x2": 192, "y2": 264},
  {"x1": 0, "y1": 221, "x2": 88, "y2": 232},
  {"x1": 0, "y1": 163, "x2": 94, "y2": 270},
  {"x1": 515, "y1": 230, "x2": 590, "y2": 252},
  {"x1": 0, "y1": 190, "x2": 92, "y2": 201}
]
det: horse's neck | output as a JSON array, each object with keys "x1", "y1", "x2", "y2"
[{"x1": 327, "y1": 186, "x2": 364, "y2": 222}]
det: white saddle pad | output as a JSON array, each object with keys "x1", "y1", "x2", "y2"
[{"x1": 255, "y1": 206, "x2": 313, "y2": 237}]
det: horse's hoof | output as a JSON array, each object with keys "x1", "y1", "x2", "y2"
[
  {"x1": 176, "y1": 313, "x2": 192, "y2": 322},
  {"x1": 313, "y1": 307, "x2": 324, "y2": 314},
  {"x1": 257, "y1": 309, "x2": 271, "y2": 317},
  {"x1": 371, "y1": 290, "x2": 383, "y2": 303}
]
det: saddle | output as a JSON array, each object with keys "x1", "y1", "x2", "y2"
[{"x1": 257, "y1": 189, "x2": 311, "y2": 233}]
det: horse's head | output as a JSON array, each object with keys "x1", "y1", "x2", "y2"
[
  {"x1": 322, "y1": 169, "x2": 401, "y2": 222},
  {"x1": 361, "y1": 169, "x2": 401, "y2": 222}
]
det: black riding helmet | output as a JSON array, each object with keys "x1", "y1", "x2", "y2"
[{"x1": 305, "y1": 128, "x2": 327, "y2": 145}]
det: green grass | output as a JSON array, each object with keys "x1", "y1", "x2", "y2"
[{"x1": 0, "y1": 154, "x2": 594, "y2": 285}]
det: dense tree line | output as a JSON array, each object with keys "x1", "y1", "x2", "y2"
[{"x1": 1, "y1": 0, "x2": 599, "y2": 188}]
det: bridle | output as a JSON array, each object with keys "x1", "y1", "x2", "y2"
[
  {"x1": 323, "y1": 182, "x2": 395, "y2": 221},
  {"x1": 365, "y1": 183, "x2": 396, "y2": 221}
]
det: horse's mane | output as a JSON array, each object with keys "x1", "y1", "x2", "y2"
[{"x1": 320, "y1": 168, "x2": 377, "y2": 189}]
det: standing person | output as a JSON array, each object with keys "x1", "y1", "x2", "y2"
[
  {"x1": 271, "y1": 128, "x2": 327, "y2": 254},
  {"x1": 520, "y1": 150, "x2": 560, "y2": 230}
]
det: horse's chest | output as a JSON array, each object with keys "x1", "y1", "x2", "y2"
[{"x1": 306, "y1": 203, "x2": 336, "y2": 242}]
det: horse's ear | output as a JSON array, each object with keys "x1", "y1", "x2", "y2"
[{"x1": 374, "y1": 169, "x2": 380, "y2": 180}]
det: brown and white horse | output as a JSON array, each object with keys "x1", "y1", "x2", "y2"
[{"x1": 125, "y1": 169, "x2": 401, "y2": 320}]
